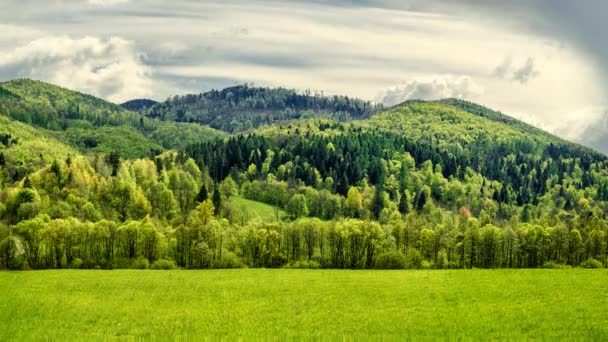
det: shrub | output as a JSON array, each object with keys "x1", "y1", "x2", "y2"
[
  {"x1": 436, "y1": 250, "x2": 449, "y2": 269},
  {"x1": 406, "y1": 249, "x2": 423, "y2": 269},
  {"x1": 69, "y1": 257, "x2": 83, "y2": 269},
  {"x1": 421, "y1": 260, "x2": 433, "y2": 270},
  {"x1": 212, "y1": 251, "x2": 244, "y2": 269},
  {"x1": 542, "y1": 261, "x2": 571, "y2": 269},
  {"x1": 130, "y1": 257, "x2": 150, "y2": 270},
  {"x1": 374, "y1": 251, "x2": 406, "y2": 269},
  {"x1": 113, "y1": 257, "x2": 131, "y2": 269},
  {"x1": 151, "y1": 258, "x2": 177, "y2": 270},
  {"x1": 580, "y1": 258, "x2": 603, "y2": 269},
  {"x1": 285, "y1": 260, "x2": 321, "y2": 269},
  {"x1": 270, "y1": 254, "x2": 288, "y2": 268},
  {"x1": 311, "y1": 253, "x2": 331, "y2": 268}
]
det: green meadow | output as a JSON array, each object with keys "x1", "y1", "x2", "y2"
[{"x1": 1, "y1": 269, "x2": 606, "y2": 339}]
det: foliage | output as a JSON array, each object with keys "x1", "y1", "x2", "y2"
[
  {"x1": 2, "y1": 80, "x2": 608, "y2": 271},
  {"x1": 374, "y1": 251, "x2": 407, "y2": 269},
  {"x1": 580, "y1": 258, "x2": 603, "y2": 269},
  {"x1": 150, "y1": 258, "x2": 177, "y2": 270},
  {"x1": 143, "y1": 84, "x2": 383, "y2": 133}
]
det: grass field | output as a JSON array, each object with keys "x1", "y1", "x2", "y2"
[
  {"x1": 1, "y1": 269, "x2": 607, "y2": 339},
  {"x1": 231, "y1": 196, "x2": 286, "y2": 221}
]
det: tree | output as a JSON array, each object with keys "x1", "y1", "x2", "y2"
[
  {"x1": 416, "y1": 187, "x2": 429, "y2": 212},
  {"x1": 345, "y1": 187, "x2": 363, "y2": 218},
  {"x1": 0, "y1": 152, "x2": 5, "y2": 167},
  {"x1": 50, "y1": 159, "x2": 61, "y2": 178},
  {"x1": 520, "y1": 204, "x2": 532, "y2": 223},
  {"x1": 105, "y1": 152, "x2": 121, "y2": 177},
  {"x1": 398, "y1": 190, "x2": 411, "y2": 215},
  {"x1": 568, "y1": 229, "x2": 582, "y2": 266},
  {"x1": 212, "y1": 188, "x2": 222, "y2": 216},
  {"x1": 371, "y1": 186, "x2": 385, "y2": 219},
  {"x1": 219, "y1": 176, "x2": 239, "y2": 199},
  {"x1": 196, "y1": 184, "x2": 209, "y2": 203},
  {"x1": 196, "y1": 199, "x2": 215, "y2": 226},
  {"x1": 287, "y1": 194, "x2": 309, "y2": 219}
]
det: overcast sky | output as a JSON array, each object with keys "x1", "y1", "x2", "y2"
[{"x1": 1, "y1": 0, "x2": 607, "y2": 153}]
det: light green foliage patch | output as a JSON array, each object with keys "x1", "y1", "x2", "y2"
[{"x1": 230, "y1": 196, "x2": 286, "y2": 222}]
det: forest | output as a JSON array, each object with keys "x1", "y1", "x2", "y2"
[
  {"x1": 141, "y1": 84, "x2": 384, "y2": 132},
  {"x1": 1, "y1": 79, "x2": 608, "y2": 270}
]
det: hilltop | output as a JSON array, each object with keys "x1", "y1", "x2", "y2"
[{"x1": 138, "y1": 84, "x2": 384, "y2": 133}]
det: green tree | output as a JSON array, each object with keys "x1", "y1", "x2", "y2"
[
  {"x1": 212, "y1": 188, "x2": 222, "y2": 216},
  {"x1": 196, "y1": 184, "x2": 209, "y2": 203},
  {"x1": 371, "y1": 186, "x2": 385, "y2": 219},
  {"x1": 287, "y1": 194, "x2": 309, "y2": 219}
]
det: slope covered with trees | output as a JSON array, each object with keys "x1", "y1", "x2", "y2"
[
  {"x1": 1, "y1": 81, "x2": 608, "y2": 271},
  {"x1": 141, "y1": 84, "x2": 384, "y2": 133},
  {"x1": 0, "y1": 79, "x2": 225, "y2": 160}
]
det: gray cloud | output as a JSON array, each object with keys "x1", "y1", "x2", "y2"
[
  {"x1": 493, "y1": 57, "x2": 539, "y2": 84},
  {"x1": 512, "y1": 58, "x2": 539, "y2": 84},
  {"x1": 492, "y1": 57, "x2": 512, "y2": 79}
]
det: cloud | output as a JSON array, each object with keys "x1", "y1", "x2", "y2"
[
  {"x1": 88, "y1": 0, "x2": 129, "y2": 5},
  {"x1": 554, "y1": 107, "x2": 608, "y2": 152},
  {"x1": 376, "y1": 75, "x2": 484, "y2": 106},
  {"x1": 512, "y1": 58, "x2": 539, "y2": 84},
  {"x1": 0, "y1": 35, "x2": 153, "y2": 103},
  {"x1": 492, "y1": 57, "x2": 512, "y2": 79},
  {"x1": 492, "y1": 57, "x2": 539, "y2": 84}
]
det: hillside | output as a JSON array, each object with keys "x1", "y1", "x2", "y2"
[
  {"x1": 2, "y1": 80, "x2": 608, "y2": 272},
  {"x1": 140, "y1": 84, "x2": 384, "y2": 133},
  {"x1": 0, "y1": 79, "x2": 225, "y2": 160}
]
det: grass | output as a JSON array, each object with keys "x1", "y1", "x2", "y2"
[
  {"x1": 231, "y1": 196, "x2": 286, "y2": 222},
  {"x1": 0, "y1": 269, "x2": 607, "y2": 339}
]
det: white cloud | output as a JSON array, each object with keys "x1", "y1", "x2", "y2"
[
  {"x1": 376, "y1": 75, "x2": 484, "y2": 106},
  {"x1": 0, "y1": 35, "x2": 153, "y2": 103}
]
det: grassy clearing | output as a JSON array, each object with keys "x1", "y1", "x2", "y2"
[
  {"x1": 0, "y1": 269, "x2": 607, "y2": 339},
  {"x1": 231, "y1": 196, "x2": 285, "y2": 222}
]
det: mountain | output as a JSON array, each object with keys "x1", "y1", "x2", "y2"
[
  {"x1": 2, "y1": 80, "x2": 608, "y2": 271},
  {"x1": 0, "y1": 79, "x2": 225, "y2": 161},
  {"x1": 138, "y1": 84, "x2": 384, "y2": 133},
  {"x1": 121, "y1": 99, "x2": 158, "y2": 111}
]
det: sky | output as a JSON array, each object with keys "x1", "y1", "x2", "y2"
[{"x1": 0, "y1": 0, "x2": 607, "y2": 153}]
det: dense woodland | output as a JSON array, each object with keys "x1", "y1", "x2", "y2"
[
  {"x1": 142, "y1": 84, "x2": 383, "y2": 132},
  {"x1": 1, "y1": 80, "x2": 608, "y2": 270}
]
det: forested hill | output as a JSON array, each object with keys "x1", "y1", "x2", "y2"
[
  {"x1": 440, "y1": 98, "x2": 601, "y2": 155},
  {"x1": 139, "y1": 84, "x2": 384, "y2": 133},
  {"x1": 2, "y1": 80, "x2": 608, "y2": 271},
  {"x1": 0, "y1": 79, "x2": 132, "y2": 129},
  {"x1": 0, "y1": 79, "x2": 224, "y2": 163}
]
